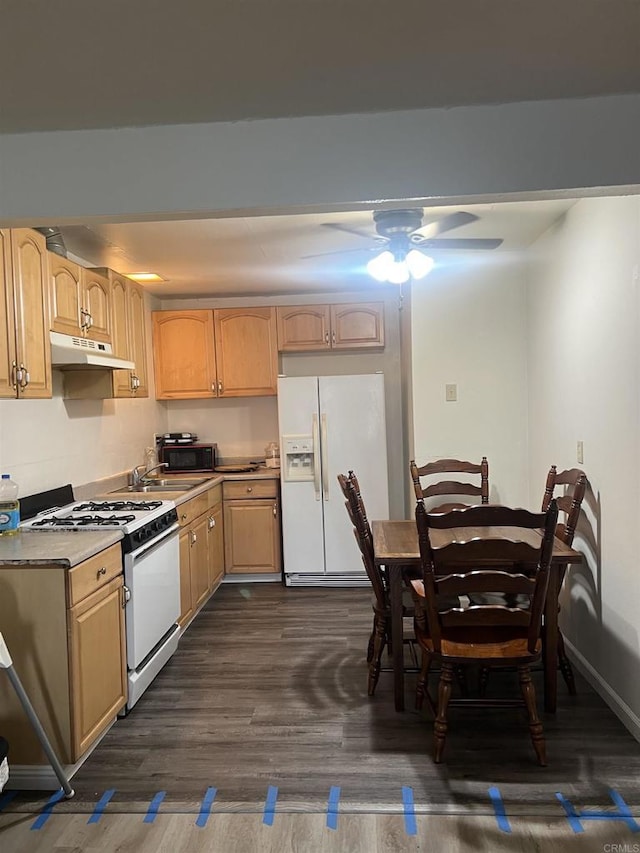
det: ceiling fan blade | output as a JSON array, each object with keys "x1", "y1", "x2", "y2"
[
  {"x1": 321, "y1": 222, "x2": 377, "y2": 240},
  {"x1": 411, "y1": 211, "x2": 480, "y2": 240},
  {"x1": 418, "y1": 237, "x2": 503, "y2": 251}
]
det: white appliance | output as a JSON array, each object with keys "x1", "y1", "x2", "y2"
[
  {"x1": 278, "y1": 373, "x2": 389, "y2": 585},
  {"x1": 22, "y1": 497, "x2": 180, "y2": 711},
  {"x1": 49, "y1": 331, "x2": 135, "y2": 369}
]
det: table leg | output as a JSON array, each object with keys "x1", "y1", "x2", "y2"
[
  {"x1": 543, "y1": 568, "x2": 559, "y2": 713},
  {"x1": 390, "y1": 564, "x2": 405, "y2": 712}
]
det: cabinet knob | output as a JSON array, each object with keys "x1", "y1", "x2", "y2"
[
  {"x1": 97, "y1": 566, "x2": 107, "y2": 578},
  {"x1": 246, "y1": 486, "x2": 253, "y2": 493},
  {"x1": 181, "y1": 513, "x2": 187, "y2": 521}
]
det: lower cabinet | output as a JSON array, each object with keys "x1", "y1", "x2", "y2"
[
  {"x1": 178, "y1": 485, "x2": 224, "y2": 628},
  {"x1": 0, "y1": 543, "x2": 127, "y2": 766},
  {"x1": 223, "y1": 479, "x2": 281, "y2": 574}
]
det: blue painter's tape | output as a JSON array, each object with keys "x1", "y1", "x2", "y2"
[
  {"x1": 87, "y1": 788, "x2": 116, "y2": 824},
  {"x1": 555, "y1": 792, "x2": 584, "y2": 833},
  {"x1": 0, "y1": 791, "x2": 18, "y2": 812},
  {"x1": 326, "y1": 786, "x2": 340, "y2": 831},
  {"x1": 402, "y1": 786, "x2": 417, "y2": 836},
  {"x1": 263, "y1": 785, "x2": 278, "y2": 826},
  {"x1": 143, "y1": 791, "x2": 166, "y2": 824},
  {"x1": 488, "y1": 786, "x2": 511, "y2": 833},
  {"x1": 31, "y1": 788, "x2": 65, "y2": 830},
  {"x1": 196, "y1": 787, "x2": 217, "y2": 828},
  {"x1": 609, "y1": 788, "x2": 640, "y2": 832}
]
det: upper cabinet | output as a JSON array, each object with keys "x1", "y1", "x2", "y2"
[
  {"x1": 0, "y1": 228, "x2": 52, "y2": 399},
  {"x1": 107, "y1": 271, "x2": 148, "y2": 398},
  {"x1": 277, "y1": 302, "x2": 384, "y2": 351},
  {"x1": 49, "y1": 255, "x2": 111, "y2": 343},
  {"x1": 152, "y1": 308, "x2": 278, "y2": 400}
]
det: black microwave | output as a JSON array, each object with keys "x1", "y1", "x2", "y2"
[{"x1": 159, "y1": 443, "x2": 217, "y2": 472}]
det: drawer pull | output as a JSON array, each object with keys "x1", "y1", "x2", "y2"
[
  {"x1": 181, "y1": 513, "x2": 187, "y2": 521},
  {"x1": 246, "y1": 486, "x2": 253, "y2": 493},
  {"x1": 273, "y1": 503, "x2": 277, "y2": 517},
  {"x1": 97, "y1": 566, "x2": 107, "y2": 578}
]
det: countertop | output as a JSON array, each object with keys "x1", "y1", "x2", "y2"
[
  {"x1": 0, "y1": 468, "x2": 280, "y2": 566},
  {"x1": 0, "y1": 530, "x2": 123, "y2": 567}
]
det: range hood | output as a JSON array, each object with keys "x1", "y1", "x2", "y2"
[{"x1": 50, "y1": 332, "x2": 135, "y2": 370}]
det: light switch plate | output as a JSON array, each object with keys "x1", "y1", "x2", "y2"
[
  {"x1": 445, "y1": 384, "x2": 457, "y2": 402},
  {"x1": 577, "y1": 441, "x2": 584, "y2": 464}
]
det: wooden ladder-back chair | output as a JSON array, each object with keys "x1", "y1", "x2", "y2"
[
  {"x1": 338, "y1": 471, "x2": 414, "y2": 696},
  {"x1": 410, "y1": 457, "x2": 489, "y2": 512},
  {"x1": 542, "y1": 465, "x2": 588, "y2": 695},
  {"x1": 412, "y1": 500, "x2": 558, "y2": 765}
]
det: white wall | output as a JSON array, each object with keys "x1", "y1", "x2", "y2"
[
  {"x1": 0, "y1": 95, "x2": 638, "y2": 226},
  {"x1": 0, "y1": 295, "x2": 166, "y2": 497},
  {"x1": 526, "y1": 196, "x2": 640, "y2": 736},
  {"x1": 410, "y1": 255, "x2": 530, "y2": 509}
]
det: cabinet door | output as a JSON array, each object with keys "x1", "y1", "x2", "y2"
[
  {"x1": 207, "y1": 501, "x2": 224, "y2": 590},
  {"x1": 110, "y1": 272, "x2": 134, "y2": 397},
  {"x1": 81, "y1": 269, "x2": 112, "y2": 343},
  {"x1": 330, "y1": 302, "x2": 385, "y2": 349},
  {"x1": 224, "y1": 499, "x2": 281, "y2": 574},
  {"x1": 179, "y1": 529, "x2": 193, "y2": 628},
  {"x1": 49, "y1": 254, "x2": 82, "y2": 336},
  {"x1": 0, "y1": 230, "x2": 17, "y2": 398},
  {"x1": 11, "y1": 228, "x2": 52, "y2": 398},
  {"x1": 128, "y1": 282, "x2": 149, "y2": 397},
  {"x1": 190, "y1": 513, "x2": 210, "y2": 610},
  {"x1": 68, "y1": 576, "x2": 127, "y2": 760},
  {"x1": 153, "y1": 310, "x2": 217, "y2": 399},
  {"x1": 276, "y1": 305, "x2": 331, "y2": 352},
  {"x1": 214, "y1": 308, "x2": 278, "y2": 396}
]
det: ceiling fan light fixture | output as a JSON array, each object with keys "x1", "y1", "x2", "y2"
[
  {"x1": 366, "y1": 250, "x2": 395, "y2": 282},
  {"x1": 406, "y1": 249, "x2": 434, "y2": 280}
]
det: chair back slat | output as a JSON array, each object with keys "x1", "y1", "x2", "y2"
[
  {"x1": 541, "y1": 466, "x2": 587, "y2": 548},
  {"x1": 338, "y1": 472, "x2": 386, "y2": 610},
  {"x1": 410, "y1": 457, "x2": 489, "y2": 505},
  {"x1": 415, "y1": 500, "x2": 558, "y2": 654}
]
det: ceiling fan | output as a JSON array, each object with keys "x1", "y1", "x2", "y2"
[{"x1": 304, "y1": 208, "x2": 503, "y2": 284}]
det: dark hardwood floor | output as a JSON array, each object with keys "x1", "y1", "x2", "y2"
[{"x1": 10, "y1": 584, "x2": 640, "y2": 815}]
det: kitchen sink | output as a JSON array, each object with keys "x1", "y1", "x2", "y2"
[{"x1": 117, "y1": 478, "x2": 208, "y2": 493}]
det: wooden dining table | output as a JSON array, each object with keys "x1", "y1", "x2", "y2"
[{"x1": 372, "y1": 519, "x2": 583, "y2": 712}]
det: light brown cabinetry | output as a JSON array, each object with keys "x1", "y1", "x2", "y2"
[
  {"x1": 152, "y1": 307, "x2": 278, "y2": 400},
  {"x1": 0, "y1": 543, "x2": 126, "y2": 765},
  {"x1": 276, "y1": 302, "x2": 384, "y2": 352},
  {"x1": 177, "y1": 486, "x2": 224, "y2": 628},
  {"x1": 49, "y1": 255, "x2": 112, "y2": 343},
  {"x1": 223, "y1": 479, "x2": 281, "y2": 574},
  {"x1": 0, "y1": 228, "x2": 52, "y2": 399},
  {"x1": 108, "y1": 270, "x2": 149, "y2": 397}
]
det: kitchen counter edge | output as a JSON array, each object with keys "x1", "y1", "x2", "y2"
[{"x1": 0, "y1": 530, "x2": 124, "y2": 567}]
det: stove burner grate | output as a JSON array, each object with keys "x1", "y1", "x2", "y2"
[
  {"x1": 74, "y1": 500, "x2": 163, "y2": 513},
  {"x1": 73, "y1": 514, "x2": 136, "y2": 526}
]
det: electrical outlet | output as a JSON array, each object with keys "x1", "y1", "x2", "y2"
[
  {"x1": 577, "y1": 441, "x2": 584, "y2": 464},
  {"x1": 445, "y1": 383, "x2": 457, "y2": 402}
]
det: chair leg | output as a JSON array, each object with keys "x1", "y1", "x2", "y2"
[
  {"x1": 557, "y1": 630, "x2": 577, "y2": 695},
  {"x1": 433, "y1": 663, "x2": 454, "y2": 763},
  {"x1": 478, "y1": 666, "x2": 490, "y2": 697},
  {"x1": 415, "y1": 653, "x2": 432, "y2": 710},
  {"x1": 367, "y1": 615, "x2": 376, "y2": 664},
  {"x1": 518, "y1": 665, "x2": 547, "y2": 766},
  {"x1": 368, "y1": 612, "x2": 387, "y2": 696}
]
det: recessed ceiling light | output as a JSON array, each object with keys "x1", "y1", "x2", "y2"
[{"x1": 125, "y1": 272, "x2": 167, "y2": 283}]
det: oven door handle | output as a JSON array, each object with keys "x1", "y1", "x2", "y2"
[{"x1": 129, "y1": 522, "x2": 180, "y2": 560}]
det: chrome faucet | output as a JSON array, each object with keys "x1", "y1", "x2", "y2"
[{"x1": 130, "y1": 462, "x2": 168, "y2": 486}]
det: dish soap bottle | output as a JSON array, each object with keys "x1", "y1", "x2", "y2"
[{"x1": 0, "y1": 474, "x2": 20, "y2": 537}]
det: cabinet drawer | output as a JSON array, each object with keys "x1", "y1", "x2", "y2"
[
  {"x1": 177, "y1": 492, "x2": 209, "y2": 527},
  {"x1": 67, "y1": 544, "x2": 122, "y2": 607},
  {"x1": 223, "y1": 479, "x2": 278, "y2": 500},
  {"x1": 207, "y1": 483, "x2": 222, "y2": 508}
]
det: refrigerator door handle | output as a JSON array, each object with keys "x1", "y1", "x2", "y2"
[
  {"x1": 321, "y1": 413, "x2": 329, "y2": 501},
  {"x1": 312, "y1": 413, "x2": 321, "y2": 501}
]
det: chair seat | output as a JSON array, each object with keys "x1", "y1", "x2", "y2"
[{"x1": 415, "y1": 624, "x2": 541, "y2": 663}]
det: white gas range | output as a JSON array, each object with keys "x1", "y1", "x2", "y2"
[{"x1": 22, "y1": 495, "x2": 181, "y2": 712}]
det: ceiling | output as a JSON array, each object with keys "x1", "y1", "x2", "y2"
[
  {"x1": 59, "y1": 200, "x2": 576, "y2": 298},
  {"x1": 1, "y1": 1, "x2": 639, "y2": 134}
]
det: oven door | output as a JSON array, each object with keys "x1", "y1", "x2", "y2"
[{"x1": 124, "y1": 524, "x2": 180, "y2": 670}]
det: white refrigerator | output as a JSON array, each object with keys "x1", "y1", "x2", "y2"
[{"x1": 277, "y1": 374, "x2": 389, "y2": 585}]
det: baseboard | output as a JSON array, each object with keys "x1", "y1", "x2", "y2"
[
  {"x1": 222, "y1": 573, "x2": 281, "y2": 583},
  {"x1": 564, "y1": 637, "x2": 640, "y2": 743}
]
